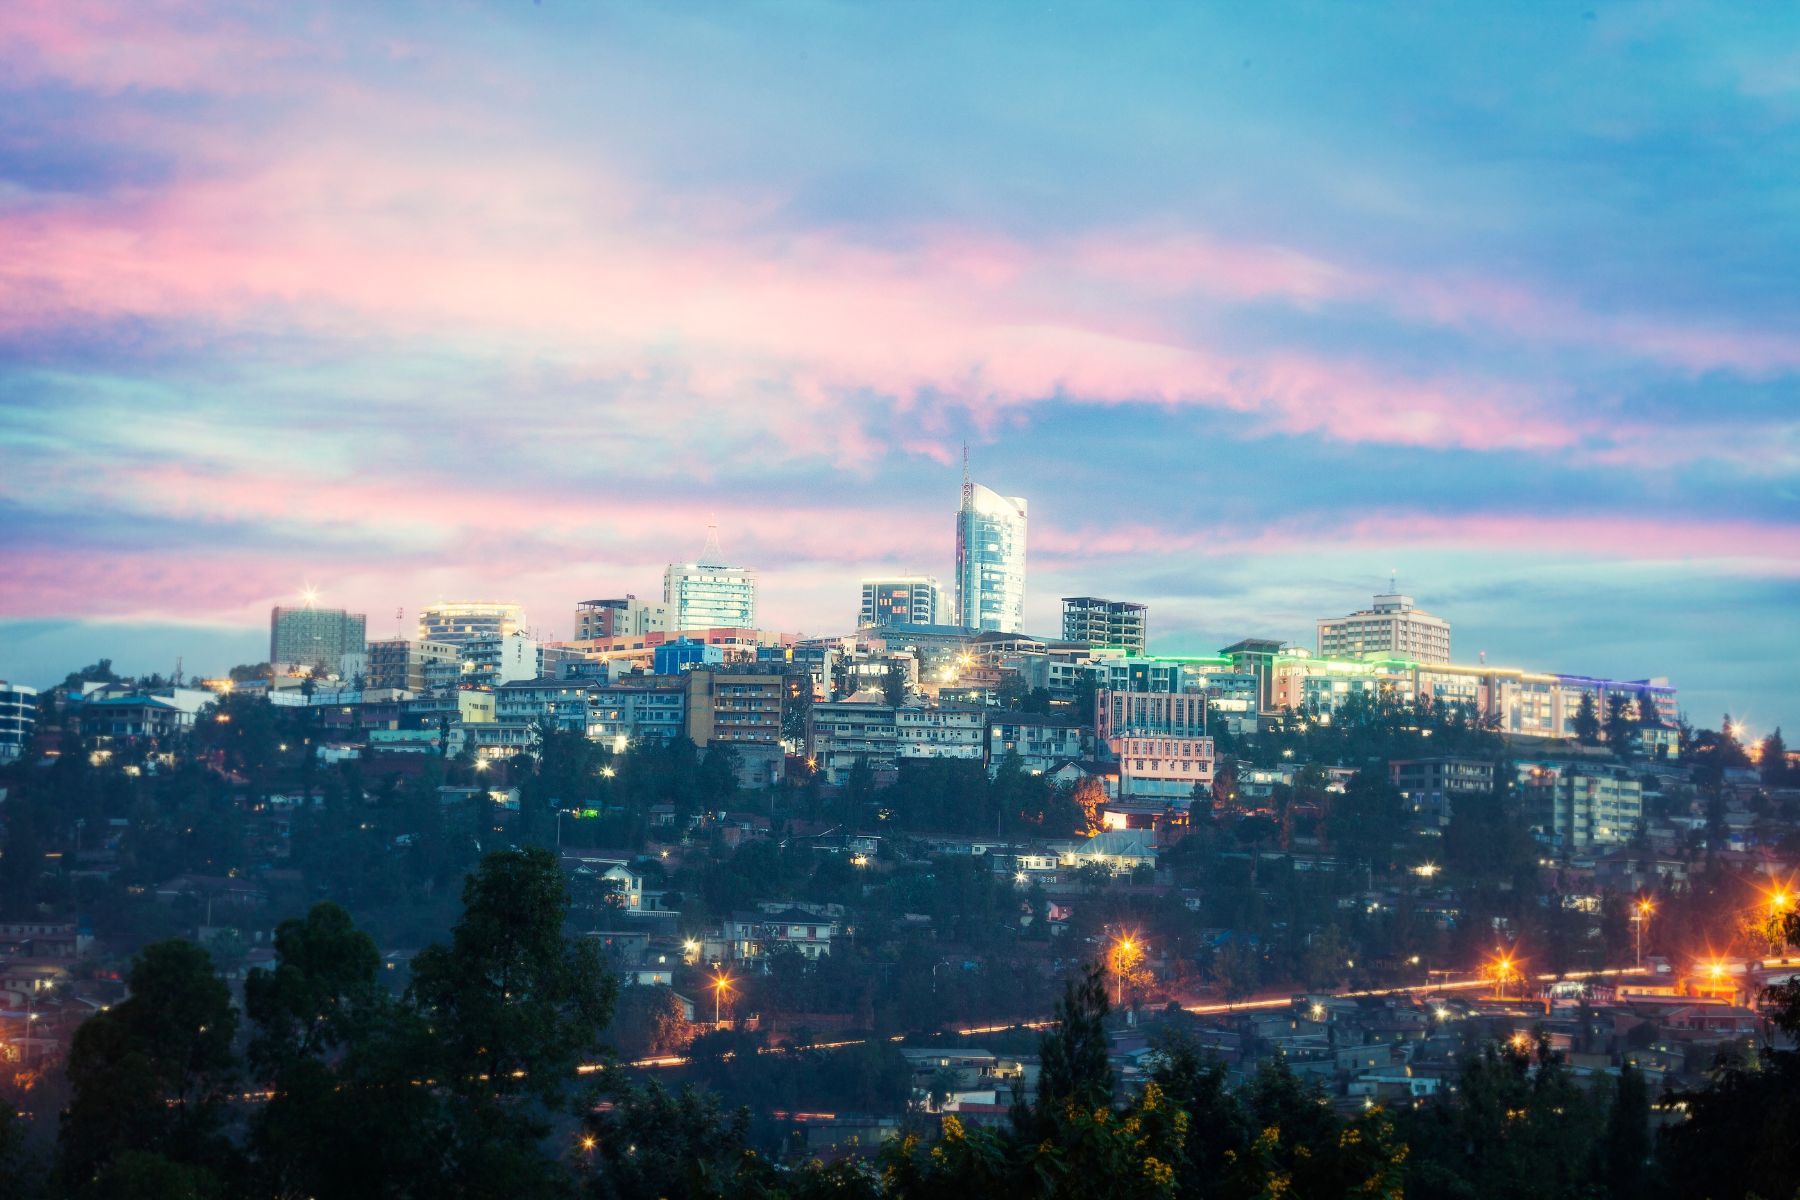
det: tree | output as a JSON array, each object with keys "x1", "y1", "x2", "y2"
[
  {"x1": 1760, "y1": 727, "x2": 1789, "y2": 787},
  {"x1": 58, "y1": 940, "x2": 240, "y2": 1191},
  {"x1": 243, "y1": 902, "x2": 442, "y2": 1200},
  {"x1": 1603, "y1": 693, "x2": 1634, "y2": 753},
  {"x1": 1573, "y1": 693, "x2": 1601, "y2": 745},
  {"x1": 882, "y1": 664, "x2": 909, "y2": 708},
  {"x1": 1599, "y1": 1058, "x2": 1650, "y2": 1198},
  {"x1": 408, "y1": 848, "x2": 618, "y2": 1191},
  {"x1": 1018, "y1": 963, "x2": 1114, "y2": 1141}
]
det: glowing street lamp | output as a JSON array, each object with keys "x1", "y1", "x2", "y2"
[
  {"x1": 1632, "y1": 898, "x2": 1653, "y2": 967},
  {"x1": 1110, "y1": 934, "x2": 1144, "y2": 1007},
  {"x1": 712, "y1": 972, "x2": 733, "y2": 1026}
]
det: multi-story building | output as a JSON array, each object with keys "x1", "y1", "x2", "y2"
[
  {"x1": 954, "y1": 481, "x2": 1028, "y2": 632},
  {"x1": 1390, "y1": 757, "x2": 1496, "y2": 827},
  {"x1": 494, "y1": 678, "x2": 594, "y2": 734},
  {"x1": 574, "y1": 596, "x2": 670, "y2": 641},
  {"x1": 418, "y1": 602, "x2": 526, "y2": 647},
  {"x1": 1095, "y1": 691, "x2": 1207, "y2": 743},
  {"x1": 1519, "y1": 762, "x2": 1643, "y2": 851},
  {"x1": 1113, "y1": 735, "x2": 1217, "y2": 802},
  {"x1": 1317, "y1": 592, "x2": 1451, "y2": 664},
  {"x1": 0, "y1": 681, "x2": 36, "y2": 762},
  {"x1": 1062, "y1": 597, "x2": 1148, "y2": 656},
  {"x1": 806, "y1": 701, "x2": 984, "y2": 783},
  {"x1": 589, "y1": 679, "x2": 688, "y2": 749},
  {"x1": 895, "y1": 707, "x2": 985, "y2": 764},
  {"x1": 1220, "y1": 638, "x2": 1285, "y2": 714},
  {"x1": 806, "y1": 699, "x2": 896, "y2": 783},
  {"x1": 365, "y1": 638, "x2": 460, "y2": 693},
  {"x1": 663, "y1": 559, "x2": 756, "y2": 630},
  {"x1": 684, "y1": 671, "x2": 784, "y2": 748},
  {"x1": 270, "y1": 605, "x2": 367, "y2": 675},
  {"x1": 859, "y1": 577, "x2": 941, "y2": 629},
  {"x1": 985, "y1": 713, "x2": 1084, "y2": 775},
  {"x1": 460, "y1": 633, "x2": 539, "y2": 688},
  {"x1": 1094, "y1": 689, "x2": 1214, "y2": 804}
]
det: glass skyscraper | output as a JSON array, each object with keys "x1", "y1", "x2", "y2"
[{"x1": 954, "y1": 482, "x2": 1028, "y2": 632}]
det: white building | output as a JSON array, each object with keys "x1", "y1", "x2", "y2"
[
  {"x1": 954, "y1": 481, "x2": 1028, "y2": 633},
  {"x1": 418, "y1": 601, "x2": 526, "y2": 647},
  {"x1": 1317, "y1": 592, "x2": 1451, "y2": 664},
  {"x1": 0, "y1": 681, "x2": 38, "y2": 761},
  {"x1": 573, "y1": 596, "x2": 670, "y2": 641},
  {"x1": 461, "y1": 633, "x2": 539, "y2": 687},
  {"x1": 664, "y1": 560, "x2": 756, "y2": 630}
]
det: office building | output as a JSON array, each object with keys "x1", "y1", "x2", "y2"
[
  {"x1": 954, "y1": 481, "x2": 1028, "y2": 632},
  {"x1": 270, "y1": 604, "x2": 367, "y2": 674},
  {"x1": 1317, "y1": 592, "x2": 1451, "y2": 664},
  {"x1": 0, "y1": 680, "x2": 36, "y2": 762},
  {"x1": 574, "y1": 596, "x2": 670, "y2": 641},
  {"x1": 664, "y1": 553, "x2": 756, "y2": 630},
  {"x1": 859, "y1": 577, "x2": 941, "y2": 628},
  {"x1": 1062, "y1": 597, "x2": 1148, "y2": 655},
  {"x1": 418, "y1": 601, "x2": 525, "y2": 647}
]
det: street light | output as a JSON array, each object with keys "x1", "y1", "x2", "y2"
[
  {"x1": 1111, "y1": 934, "x2": 1143, "y2": 1007},
  {"x1": 712, "y1": 973, "x2": 733, "y2": 1026},
  {"x1": 1633, "y1": 898, "x2": 1653, "y2": 967}
]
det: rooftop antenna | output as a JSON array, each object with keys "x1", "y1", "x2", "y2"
[
  {"x1": 1389, "y1": 567, "x2": 1397, "y2": 594},
  {"x1": 173, "y1": 656, "x2": 183, "y2": 687},
  {"x1": 395, "y1": 606, "x2": 405, "y2": 639},
  {"x1": 961, "y1": 442, "x2": 972, "y2": 508},
  {"x1": 701, "y1": 517, "x2": 723, "y2": 563}
]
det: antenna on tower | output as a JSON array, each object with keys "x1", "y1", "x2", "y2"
[
  {"x1": 961, "y1": 441, "x2": 972, "y2": 507},
  {"x1": 1389, "y1": 567, "x2": 1398, "y2": 594},
  {"x1": 701, "y1": 518, "x2": 723, "y2": 563},
  {"x1": 395, "y1": 606, "x2": 405, "y2": 639},
  {"x1": 174, "y1": 656, "x2": 183, "y2": 687}
]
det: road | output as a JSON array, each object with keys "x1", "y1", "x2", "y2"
[{"x1": 605, "y1": 964, "x2": 1651, "y2": 1072}]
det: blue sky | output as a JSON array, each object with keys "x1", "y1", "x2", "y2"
[{"x1": 0, "y1": 3, "x2": 1795, "y2": 732}]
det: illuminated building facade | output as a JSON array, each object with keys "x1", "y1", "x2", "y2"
[
  {"x1": 418, "y1": 601, "x2": 525, "y2": 647},
  {"x1": 954, "y1": 482, "x2": 1028, "y2": 632},
  {"x1": 1519, "y1": 761, "x2": 1643, "y2": 850},
  {"x1": 859, "y1": 577, "x2": 941, "y2": 628},
  {"x1": 663, "y1": 560, "x2": 756, "y2": 630},
  {"x1": 1317, "y1": 592, "x2": 1451, "y2": 664}
]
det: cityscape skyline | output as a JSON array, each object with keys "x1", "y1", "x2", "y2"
[{"x1": 2, "y1": 5, "x2": 1797, "y2": 731}]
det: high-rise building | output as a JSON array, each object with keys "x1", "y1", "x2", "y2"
[
  {"x1": 0, "y1": 680, "x2": 37, "y2": 762},
  {"x1": 954, "y1": 481, "x2": 1027, "y2": 633},
  {"x1": 418, "y1": 601, "x2": 526, "y2": 647},
  {"x1": 1062, "y1": 596, "x2": 1148, "y2": 655},
  {"x1": 859, "y1": 577, "x2": 941, "y2": 628},
  {"x1": 664, "y1": 535, "x2": 756, "y2": 630},
  {"x1": 574, "y1": 596, "x2": 670, "y2": 641},
  {"x1": 270, "y1": 604, "x2": 367, "y2": 674},
  {"x1": 1317, "y1": 591, "x2": 1451, "y2": 664}
]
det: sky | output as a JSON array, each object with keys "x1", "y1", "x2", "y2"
[{"x1": 1, "y1": 2, "x2": 1797, "y2": 733}]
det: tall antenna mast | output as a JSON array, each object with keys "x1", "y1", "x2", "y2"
[
  {"x1": 701, "y1": 517, "x2": 723, "y2": 563},
  {"x1": 961, "y1": 442, "x2": 972, "y2": 508},
  {"x1": 395, "y1": 606, "x2": 405, "y2": 638}
]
